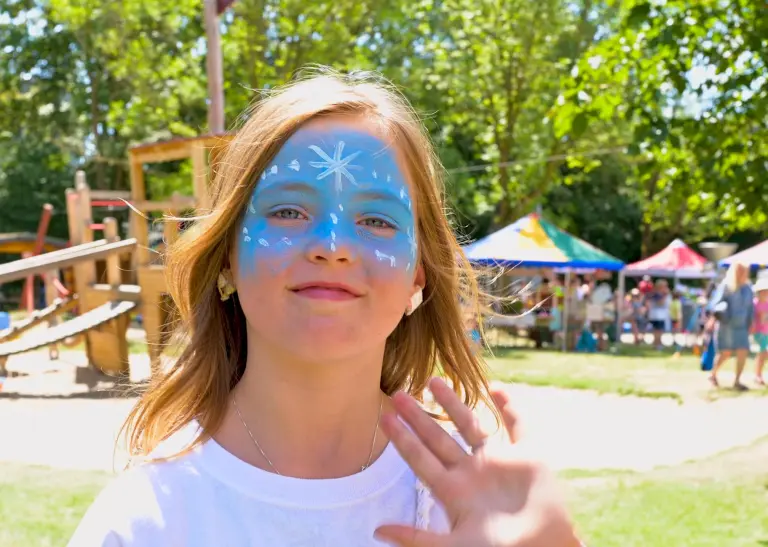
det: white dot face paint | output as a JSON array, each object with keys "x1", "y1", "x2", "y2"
[
  {"x1": 258, "y1": 238, "x2": 269, "y2": 247},
  {"x1": 288, "y1": 159, "x2": 300, "y2": 171},
  {"x1": 330, "y1": 213, "x2": 338, "y2": 224}
]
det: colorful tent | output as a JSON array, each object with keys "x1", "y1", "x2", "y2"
[
  {"x1": 720, "y1": 239, "x2": 768, "y2": 268},
  {"x1": 463, "y1": 214, "x2": 624, "y2": 271},
  {"x1": 624, "y1": 239, "x2": 714, "y2": 279}
]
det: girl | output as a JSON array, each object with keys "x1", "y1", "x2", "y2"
[
  {"x1": 69, "y1": 71, "x2": 583, "y2": 546},
  {"x1": 752, "y1": 277, "x2": 768, "y2": 385}
]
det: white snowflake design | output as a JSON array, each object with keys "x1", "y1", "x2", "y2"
[{"x1": 308, "y1": 141, "x2": 362, "y2": 193}]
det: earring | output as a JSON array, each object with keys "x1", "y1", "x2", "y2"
[
  {"x1": 217, "y1": 271, "x2": 236, "y2": 301},
  {"x1": 406, "y1": 288, "x2": 423, "y2": 316}
]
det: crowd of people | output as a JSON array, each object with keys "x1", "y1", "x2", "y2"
[
  {"x1": 625, "y1": 277, "x2": 684, "y2": 350},
  {"x1": 622, "y1": 265, "x2": 768, "y2": 390}
]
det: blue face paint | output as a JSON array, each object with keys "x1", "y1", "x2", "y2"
[{"x1": 238, "y1": 127, "x2": 417, "y2": 277}]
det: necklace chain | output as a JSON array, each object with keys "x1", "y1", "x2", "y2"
[{"x1": 232, "y1": 393, "x2": 384, "y2": 476}]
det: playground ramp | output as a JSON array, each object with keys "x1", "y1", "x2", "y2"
[
  {"x1": 0, "y1": 300, "x2": 136, "y2": 358},
  {"x1": 0, "y1": 296, "x2": 79, "y2": 342}
]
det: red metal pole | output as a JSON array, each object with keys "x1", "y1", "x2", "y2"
[{"x1": 20, "y1": 204, "x2": 54, "y2": 313}]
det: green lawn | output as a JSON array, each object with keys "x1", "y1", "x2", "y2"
[
  {"x1": 2, "y1": 438, "x2": 767, "y2": 546},
  {"x1": 486, "y1": 343, "x2": 768, "y2": 402},
  {"x1": 567, "y1": 438, "x2": 768, "y2": 546},
  {"x1": 0, "y1": 465, "x2": 110, "y2": 547}
]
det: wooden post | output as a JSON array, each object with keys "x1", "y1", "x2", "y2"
[
  {"x1": 191, "y1": 142, "x2": 209, "y2": 211},
  {"x1": 103, "y1": 217, "x2": 121, "y2": 287},
  {"x1": 163, "y1": 192, "x2": 181, "y2": 249},
  {"x1": 44, "y1": 270, "x2": 61, "y2": 360},
  {"x1": 75, "y1": 173, "x2": 96, "y2": 286},
  {"x1": 129, "y1": 158, "x2": 150, "y2": 267},
  {"x1": 204, "y1": 0, "x2": 225, "y2": 134},
  {"x1": 65, "y1": 188, "x2": 81, "y2": 246}
]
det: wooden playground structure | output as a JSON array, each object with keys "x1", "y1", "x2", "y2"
[{"x1": 0, "y1": 134, "x2": 232, "y2": 378}]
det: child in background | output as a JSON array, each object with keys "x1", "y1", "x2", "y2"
[
  {"x1": 752, "y1": 278, "x2": 768, "y2": 385},
  {"x1": 670, "y1": 291, "x2": 683, "y2": 355}
]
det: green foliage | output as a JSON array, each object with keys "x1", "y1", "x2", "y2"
[{"x1": 0, "y1": 0, "x2": 765, "y2": 258}]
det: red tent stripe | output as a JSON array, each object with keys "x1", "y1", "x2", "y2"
[{"x1": 626, "y1": 239, "x2": 709, "y2": 271}]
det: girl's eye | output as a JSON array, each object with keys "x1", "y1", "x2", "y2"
[
  {"x1": 270, "y1": 208, "x2": 306, "y2": 220},
  {"x1": 360, "y1": 217, "x2": 396, "y2": 230}
]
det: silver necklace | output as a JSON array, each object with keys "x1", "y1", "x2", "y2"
[{"x1": 232, "y1": 392, "x2": 384, "y2": 476}]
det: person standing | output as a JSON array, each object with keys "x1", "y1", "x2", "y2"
[
  {"x1": 647, "y1": 279, "x2": 671, "y2": 350},
  {"x1": 752, "y1": 277, "x2": 768, "y2": 386},
  {"x1": 709, "y1": 263, "x2": 754, "y2": 390}
]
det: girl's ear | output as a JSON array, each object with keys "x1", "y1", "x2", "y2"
[
  {"x1": 405, "y1": 264, "x2": 426, "y2": 316},
  {"x1": 413, "y1": 263, "x2": 426, "y2": 294}
]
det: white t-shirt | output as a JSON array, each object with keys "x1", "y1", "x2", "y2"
[
  {"x1": 647, "y1": 293, "x2": 671, "y2": 322},
  {"x1": 68, "y1": 422, "x2": 451, "y2": 546}
]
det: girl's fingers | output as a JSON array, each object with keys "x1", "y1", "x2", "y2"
[
  {"x1": 491, "y1": 388, "x2": 521, "y2": 444},
  {"x1": 428, "y1": 377, "x2": 488, "y2": 451},
  {"x1": 391, "y1": 391, "x2": 468, "y2": 467},
  {"x1": 374, "y1": 525, "x2": 450, "y2": 547},
  {"x1": 380, "y1": 413, "x2": 448, "y2": 496}
]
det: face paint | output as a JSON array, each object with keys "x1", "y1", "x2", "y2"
[{"x1": 238, "y1": 127, "x2": 417, "y2": 277}]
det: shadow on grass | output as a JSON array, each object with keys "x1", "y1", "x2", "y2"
[{"x1": 0, "y1": 367, "x2": 148, "y2": 400}]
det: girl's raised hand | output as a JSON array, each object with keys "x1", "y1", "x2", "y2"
[{"x1": 375, "y1": 378, "x2": 582, "y2": 547}]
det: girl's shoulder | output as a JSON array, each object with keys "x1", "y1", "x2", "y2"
[{"x1": 68, "y1": 425, "x2": 207, "y2": 546}]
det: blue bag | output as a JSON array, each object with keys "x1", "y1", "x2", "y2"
[{"x1": 700, "y1": 336, "x2": 715, "y2": 371}]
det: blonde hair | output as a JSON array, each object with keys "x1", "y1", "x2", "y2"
[
  {"x1": 123, "y1": 69, "x2": 493, "y2": 458},
  {"x1": 724, "y1": 262, "x2": 749, "y2": 293}
]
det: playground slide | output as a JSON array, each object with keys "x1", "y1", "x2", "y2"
[
  {"x1": 0, "y1": 300, "x2": 136, "y2": 359},
  {"x1": 0, "y1": 296, "x2": 78, "y2": 342}
]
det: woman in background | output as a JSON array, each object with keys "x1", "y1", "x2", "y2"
[{"x1": 710, "y1": 263, "x2": 753, "y2": 390}]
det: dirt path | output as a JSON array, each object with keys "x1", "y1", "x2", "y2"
[{"x1": 2, "y1": 351, "x2": 768, "y2": 473}]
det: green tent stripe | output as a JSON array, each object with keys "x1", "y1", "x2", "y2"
[{"x1": 537, "y1": 217, "x2": 623, "y2": 265}]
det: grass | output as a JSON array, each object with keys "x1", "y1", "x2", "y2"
[
  {"x1": 485, "y1": 342, "x2": 768, "y2": 402},
  {"x1": 0, "y1": 464, "x2": 110, "y2": 547},
  {"x1": 2, "y1": 438, "x2": 766, "y2": 546},
  {"x1": 566, "y1": 437, "x2": 768, "y2": 546}
]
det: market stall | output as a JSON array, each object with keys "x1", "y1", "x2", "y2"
[{"x1": 463, "y1": 213, "x2": 624, "y2": 350}]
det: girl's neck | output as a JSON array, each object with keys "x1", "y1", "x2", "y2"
[{"x1": 214, "y1": 342, "x2": 393, "y2": 479}]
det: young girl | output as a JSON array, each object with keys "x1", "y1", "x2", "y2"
[
  {"x1": 752, "y1": 278, "x2": 768, "y2": 385},
  {"x1": 69, "y1": 71, "x2": 583, "y2": 546}
]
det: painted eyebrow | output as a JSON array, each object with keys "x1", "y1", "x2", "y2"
[
  {"x1": 353, "y1": 189, "x2": 412, "y2": 211},
  {"x1": 254, "y1": 181, "x2": 319, "y2": 196}
]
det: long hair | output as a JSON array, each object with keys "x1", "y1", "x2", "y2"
[
  {"x1": 122, "y1": 69, "x2": 493, "y2": 458},
  {"x1": 724, "y1": 262, "x2": 748, "y2": 293}
]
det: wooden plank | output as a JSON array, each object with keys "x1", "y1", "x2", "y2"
[
  {"x1": 103, "y1": 218, "x2": 121, "y2": 286},
  {"x1": 90, "y1": 190, "x2": 131, "y2": 200},
  {"x1": 191, "y1": 142, "x2": 209, "y2": 210},
  {"x1": 0, "y1": 296, "x2": 78, "y2": 342},
  {"x1": 128, "y1": 143, "x2": 191, "y2": 165},
  {"x1": 0, "y1": 300, "x2": 136, "y2": 357},
  {"x1": 86, "y1": 284, "x2": 142, "y2": 303},
  {"x1": 0, "y1": 239, "x2": 137, "y2": 284}
]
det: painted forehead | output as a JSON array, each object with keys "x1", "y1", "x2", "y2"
[{"x1": 255, "y1": 126, "x2": 410, "y2": 195}]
